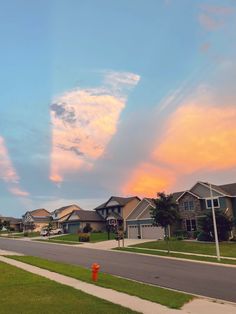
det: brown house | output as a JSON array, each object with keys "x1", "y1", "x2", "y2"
[
  {"x1": 22, "y1": 208, "x2": 51, "y2": 232},
  {"x1": 94, "y1": 196, "x2": 141, "y2": 230},
  {"x1": 0, "y1": 216, "x2": 23, "y2": 232}
]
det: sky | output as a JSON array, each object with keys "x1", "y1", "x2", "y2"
[{"x1": 1, "y1": 0, "x2": 236, "y2": 217}]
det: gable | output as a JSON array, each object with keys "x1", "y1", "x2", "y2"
[
  {"x1": 127, "y1": 199, "x2": 150, "y2": 220},
  {"x1": 177, "y1": 191, "x2": 199, "y2": 202},
  {"x1": 190, "y1": 182, "x2": 223, "y2": 198},
  {"x1": 68, "y1": 212, "x2": 80, "y2": 221},
  {"x1": 23, "y1": 212, "x2": 34, "y2": 222},
  {"x1": 138, "y1": 205, "x2": 153, "y2": 220},
  {"x1": 106, "y1": 200, "x2": 120, "y2": 207}
]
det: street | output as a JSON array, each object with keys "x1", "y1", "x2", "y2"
[{"x1": 1, "y1": 238, "x2": 236, "y2": 302}]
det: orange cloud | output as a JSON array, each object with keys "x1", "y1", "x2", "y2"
[
  {"x1": 122, "y1": 163, "x2": 175, "y2": 197},
  {"x1": 154, "y1": 103, "x2": 236, "y2": 173},
  {"x1": 50, "y1": 71, "x2": 140, "y2": 183}
]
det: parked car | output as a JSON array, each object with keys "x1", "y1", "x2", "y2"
[{"x1": 40, "y1": 227, "x2": 63, "y2": 236}]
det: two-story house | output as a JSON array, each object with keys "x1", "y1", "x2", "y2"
[
  {"x1": 22, "y1": 208, "x2": 51, "y2": 232},
  {"x1": 94, "y1": 196, "x2": 141, "y2": 230},
  {"x1": 173, "y1": 181, "x2": 236, "y2": 235},
  {"x1": 51, "y1": 204, "x2": 80, "y2": 228}
]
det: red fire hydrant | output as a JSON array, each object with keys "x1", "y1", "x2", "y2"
[{"x1": 91, "y1": 263, "x2": 100, "y2": 282}]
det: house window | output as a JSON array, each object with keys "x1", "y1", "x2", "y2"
[
  {"x1": 206, "y1": 198, "x2": 220, "y2": 209},
  {"x1": 184, "y1": 201, "x2": 194, "y2": 211},
  {"x1": 117, "y1": 208, "x2": 121, "y2": 214},
  {"x1": 102, "y1": 209, "x2": 104, "y2": 216},
  {"x1": 185, "y1": 219, "x2": 197, "y2": 231}
]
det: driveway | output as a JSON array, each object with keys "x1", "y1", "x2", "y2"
[{"x1": 81, "y1": 238, "x2": 152, "y2": 250}]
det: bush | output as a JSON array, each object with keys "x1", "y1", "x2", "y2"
[
  {"x1": 23, "y1": 231, "x2": 29, "y2": 237},
  {"x1": 78, "y1": 233, "x2": 90, "y2": 242},
  {"x1": 83, "y1": 223, "x2": 92, "y2": 233},
  {"x1": 193, "y1": 230, "x2": 200, "y2": 239},
  {"x1": 174, "y1": 229, "x2": 188, "y2": 239},
  {"x1": 197, "y1": 231, "x2": 213, "y2": 242}
]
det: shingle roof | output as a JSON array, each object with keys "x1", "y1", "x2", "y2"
[
  {"x1": 171, "y1": 191, "x2": 184, "y2": 201},
  {"x1": 28, "y1": 208, "x2": 51, "y2": 217},
  {"x1": 219, "y1": 183, "x2": 236, "y2": 196},
  {"x1": 94, "y1": 196, "x2": 140, "y2": 210},
  {"x1": 52, "y1": 204, "x2": 82, "y2": 215},
  {"x1": 68, "y1": 210, "x2": 104, "y2": 222},
  {"x1": 0, "y1": 216, "x2": 22, "y2": 223},
  {"x1": 198, "y1": 182, "x2": 230, "y2": 196}
]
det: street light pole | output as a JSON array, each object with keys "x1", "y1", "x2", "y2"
[{"x1": 209, "y1": 183, "x2": 221, "y2": 261}]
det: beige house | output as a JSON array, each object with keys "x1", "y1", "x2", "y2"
[
  {"x1": 22, "y1": 208, "x2": 51, "y2": 232},
  {"x1": 51, "y1": 204, "x2": 80, "y2": 228}
]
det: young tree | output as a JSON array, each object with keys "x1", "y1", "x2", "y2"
[
  {"x1": 198, "y1": 209, "x2": 234, "y2": 241},
  {"x1": 151, "y1": 192, "x2": 179, "y2": 253}
]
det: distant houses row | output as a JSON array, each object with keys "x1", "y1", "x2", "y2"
[{"x1": 1, "y1": 181, "x2": 236, "y2": 239}]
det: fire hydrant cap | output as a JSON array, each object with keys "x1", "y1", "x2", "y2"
[{"x1": 92, "y1": 263, "x2": 100, "y2": 271}]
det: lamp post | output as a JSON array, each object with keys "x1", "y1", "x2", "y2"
[{"x1": 209, "y1": 183, "x2": 221, "y2": 261}]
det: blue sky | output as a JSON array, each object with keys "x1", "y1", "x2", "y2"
[{"x1": 1, "y1": 0, "x2": 236, "y2": 217}]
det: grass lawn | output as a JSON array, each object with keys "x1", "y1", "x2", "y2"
[
  {"x1": 49, "y1": 232, "x2": 115, "y2": 243},
  {"x1": 115, "y1": 247, "x2": 236, "y2": 265},
  {"x1": 0, "y1": 261, "x2": 137, "y2": 314},
  {"x1": 9, "y1": 255, "x2": 193, "y2": 309},
  {"x1": 130, "y1": 240, "x2": 236, "y2": 258}
]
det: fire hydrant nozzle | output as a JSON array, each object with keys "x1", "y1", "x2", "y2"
[{"x1": 91, "y1": 263, "x2": 100, "y2": 282}]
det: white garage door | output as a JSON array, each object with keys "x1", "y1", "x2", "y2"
[
  {"x1": 128, "y1": 225, "x2": 139, "y2": 238},
  {"x1": 141, "y1": 224, "x2": 164, "y2": 239}
]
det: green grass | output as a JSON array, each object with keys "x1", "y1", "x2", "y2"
[
  {"x1": 49, "y1": 232, "x2": 115, "y2": 243},
  {"x1": 130, "y1": 240, "x2": 236, "y2": 258},
  {"x1": 2, "y1": 231, "x2": 40, "y2": 238},
  {"x1": 8, "y1": 255, "x2": 193, "y2": 309},
  {"x1": 115, "y1": 247, "x2": 236, "y2": 265},
  {"x1": 0, "y1": 261, "x2": 137, "y2": 314}
]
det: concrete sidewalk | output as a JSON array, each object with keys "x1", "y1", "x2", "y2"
[{"x1": 1, "y1": 251, "x2": 236, "y2": 314}]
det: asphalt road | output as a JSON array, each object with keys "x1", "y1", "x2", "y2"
[{"x1": 1, "y1": 238, "x2": 236, "y2": 302}]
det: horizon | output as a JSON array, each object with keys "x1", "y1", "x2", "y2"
[{"x1": 1, "y1": 0, "x2": 236, "y2": 217}]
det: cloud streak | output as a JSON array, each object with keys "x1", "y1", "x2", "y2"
[{"x1": 0, "y1": 136, "x2": 29, "y2": 197}]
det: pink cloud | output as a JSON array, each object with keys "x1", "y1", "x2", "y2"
[
  {"x1": 9, "y1": 187, "x2": 29, "y2": 197},
  {"x1": 0, "y1": 136, "x2": 29, "y2": 197},
  {"x1": 50, "y1": 71, "x2": 140, "y2": 183}
]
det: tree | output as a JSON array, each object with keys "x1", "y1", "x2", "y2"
[
  {"x1": 198, "y1": 209, "x2": 234, "y2": 241},
  {"x1": 46, "y1": 221, "x2": 53, "y2": 238},
  {"x1": 151, "y1": 192, "x2": 179, "y2": 253}
]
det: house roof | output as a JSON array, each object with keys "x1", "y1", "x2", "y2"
[
  {"x1": 52, "y1": 204, "x2": 83, "y2": 215},
  {"x1": 219, "y1": 183, "x2": 236, "y2": 196},
  {"x1": 67, "y1": 210, "x2": 105, "y2": 222},
  {"x1": 0, "y1": 216, "x2": 22, "y2": 223},
  {"x1": 172, "y1": 181, "x2": 236, "y2": 201},
  {"x1": 28, "y1": 208, "x2": 51, "y2": 217},
  {"x1": 94, "y1": 196, "x2": 140, "y2": 210}
]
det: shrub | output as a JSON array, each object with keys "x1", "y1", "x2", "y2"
[
  {"x1": 23, "y1": 231, "x2": 29, "y2": 237},
  {"x1": 83, "y1": 223, "x2": 92, "y2": 233},
  {"x1": 174, "y1": 229, "x2": 188, "y2": 239},
  {"x1": 197, "y1": 231, "x2": 213, "y2": 242},
  {"x1": 78, "y1": 233, "x2": 90, "y2": 242},
  {"x1": 193, "y1": 230, "x2": 200, "y2": 239}
]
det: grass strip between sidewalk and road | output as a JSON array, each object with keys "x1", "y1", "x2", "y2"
[
  {"x1": 130, "y1": 240, "x2": 236, "y2": 258},
  {"x1": 114, "y1": 247, "x2": 236, "y2": 265},
  {"x1": 34, "y1": 239, "x2": 81, "y2": 245},
  {"x1": 0, "y1": 261, "x2": 137, "y2": 314},
  {"x1": 8, "y1": 255, "x2": 193, "y2": 309}
]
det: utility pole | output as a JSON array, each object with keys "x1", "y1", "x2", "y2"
[{"x1": 209, "y1": 183, "x2": 221, "y2": 261}]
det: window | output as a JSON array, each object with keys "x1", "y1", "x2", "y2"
[
  {"x1": 184, "y1": 201, "x2": 194, "y2": 211},
  {"x1": 206, "y1": 198, "x2": 220, "y2": 209},
  {"x1": 185, "y1": 219, "x2": 197, "y2": 231}
]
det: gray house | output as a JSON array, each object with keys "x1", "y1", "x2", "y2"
[
  {"x1": 62, "y1": 209, "x2": 105, "y2": 234},
  {"x1": 173, "y1": 181, "x2": 236, "y2": 235},
  {"x1": 126, "y1": 198, "x2": 164, "y2": 239}
]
